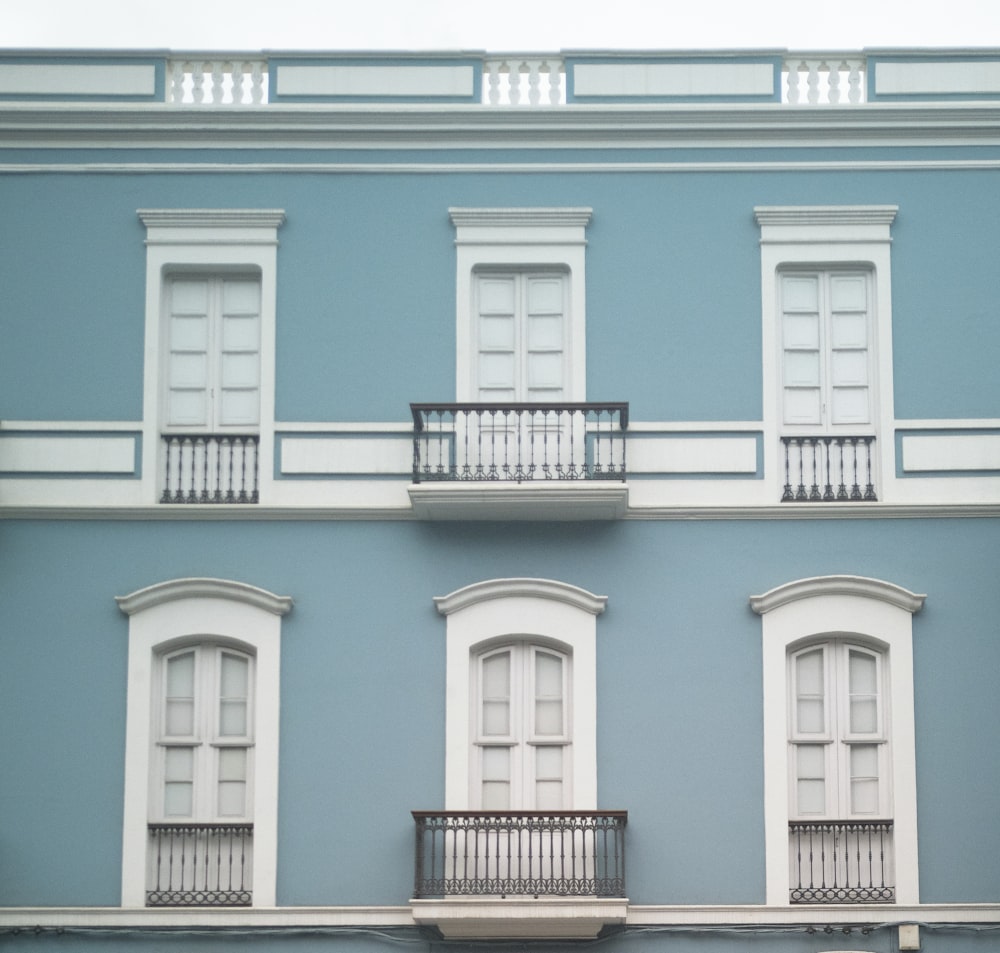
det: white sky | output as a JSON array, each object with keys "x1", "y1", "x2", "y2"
[
  {"x1": 0, "y1": 0, "x2": 1000, "y2": 52},
  {"x1": 4, "y1": 0, "x2": 1000, "y2": 52}
]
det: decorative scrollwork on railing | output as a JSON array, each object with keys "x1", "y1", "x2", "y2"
[
  {"x1": 412, "y1": 810, "x2": 627, "y2": 899},
  {"x1": 781, "y1": 435, "x2": 877, "y2": 502},
  {"x1": 789, "y1": 819, "x2": 894, "y2": 904},
  {"x1": 146, "y1": 822, "x2": 253, "y2": 907},
  {"x1": 410, "y1": 403, "x2": 628, "y2": 484}
]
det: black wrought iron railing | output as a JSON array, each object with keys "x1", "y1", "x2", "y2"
[
  {"x1": 781, "y1": 435, "x2": 877, "y2": 502},
  {"x1": 160, "y1": 433, "x2": 259, "y2": 503},
  {"x1": 146, "y1": 822, "x2": 253, "y2": 906},
  {"x1": 412, "y1": 810, "x2": 627, "y2": 899},
  {"x1": 789, "y1": 819, "x2": 894, "y2": 904},
  {"x1": 410, "y1": 403, "x2": 628, "y2": 484}
]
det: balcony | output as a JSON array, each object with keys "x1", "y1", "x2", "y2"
[
  {"x1": 781, "y1": 435, "x2": 877, "y2": 503},
  {"x1": 408, "y1": 403, "x2": 629, "y2": 520},
  {"x1": 146, "y1": 822, "x2": 253, "y2": 906},
  {"x1": 789, "y1": 819, "x2": 894, "y2": 904},
  {"x1": 411, "y1": 811, "x2": 628, "y2": 939},
  {"x1": 160, "y1": 433, "x2": 259, "y2": 504}
]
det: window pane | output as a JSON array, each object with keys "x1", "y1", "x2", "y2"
[
  {"x1": 481, "y1": 746, "x2": 510, "y2": 809},
  {"x1": 165, "y1": 653, "x2": 195, "y2": 735},
  {"x1": 782, "y1": 275, "x2": 819, "y2": 311},
  {"x1": 850, "y1": 744, "x2": 880, "y2": 814},
  {"x1": 219, "y1": 654, "x2": 249, "y2": 736},
  {"x1": 535, "y1": 746, "x2": 564, "y2": 810},
  {"x1": 795, "y1": 650, "x2": 825, "y2": 733},
  {"x1": 218, "y1": 748, "x2": 247, "y2": 816},
  {"x1": 795, "y1": 744, "x2": 826, "y2": 814},
  {"x1": 481, "y1": 653, "x2": 510, "y2": 736},
  {"x1": 534, "y1": 652, "x2": 564, "y2": 735},
  {"x1": 164, "y1": 747, "x2": 194, "y2": 816},
  {"x1": 849, "y1": 650, "x2": 879, "y2": 733}
]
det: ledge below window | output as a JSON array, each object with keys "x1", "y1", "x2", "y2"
[
  {"x1": 408, "y1": 482, "x2": 629, "y2": 520},
  {"x1": 410, "y1": 897, "x2": 629, "y2": 939}
]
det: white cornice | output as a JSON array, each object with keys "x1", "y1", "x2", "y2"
[
  {"x1": 449, "y1": 207, "x2": 593, "y2": 229},
  {"x1": 434, "y1": 578, "x2": 608, "y2": 616},
  {"x1": 749, "y1": 575, "x2": 926, "y2": 615},
  {"x1": 116, "y1": 577, "x2": 293, "y2": 616},
  {"x1": 754, "y1": 205, "x2": 898, "y2": 227},
  {"x1": 137, "y1": 208, "x2": 286, "y2": 229}
]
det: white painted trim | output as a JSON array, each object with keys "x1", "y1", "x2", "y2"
[
  {"x1": 436, "y1": 578, "x2": 604, "y2": 810},
  {"x1": 0, "y1": 435, "x2": 136, "y2": 473},
  {"x1": 450, "y1": 208, "x2": 591, "y2": 402},
  {"x1": 0, "y1": 64, "x2": 156, "y2": 96},
  {"x1": 573, "y1": 62, "x2": 774, "y2": 98},
  {"x1": 275, "y1": 64, "x2": 475, "y2": 98},
  {"x1": 750, "y1": 575, "x2": 924, "y2": 906},
  {"x1": 280, "y1": 436, "x2": 412, "y2": 475},
  {"x1": 876, "y1": 60, "x2": 1000, "y2": 96},
  {"x1": 902, "y1": 433, "x2": 1000, "y2": 472},
  {"x1": 3, "y1": 901, "x2": 1000, "y2": 931},
  {"x1": 628, "y1": 436, "x2": 758, "y2": 474},
  {"x1": 117, "y1": 577, "x2": 291, "y2": 908},
  {"x1": 755, "y1": 206, "x2": 898, "y2": 503},
  {"x1": 138, "y1": 209, "x2": 284, "y2": 506}
]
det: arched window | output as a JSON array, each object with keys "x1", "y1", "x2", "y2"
[
  {"x1": 117, "y1": 578, "x2": 291, "y2": 908},
  {"x1": 751, "y1": 575, "x2": 924, "y2": 906},
  {"x1": 474, "y1": 640, "x2": 571, "y2": 810}
]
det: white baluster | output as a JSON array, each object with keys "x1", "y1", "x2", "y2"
[
  {"x1": 485, "y1": 60, "x2": 502, "y2": 105},
  {"x1": 191, "y1": 62, "x2": 206, "y2": 104},
  {"x1": 211, "y1": 62, "x2": 226, "y2": 104},
  {"x1": 848, "y1": 61, "x2": 863, "y2": 104},
  {"x1": 508, "y1": 60, "x2": 522, "y2": 105},
  {"x1": 545, "y1": 60, "x2": 562, "y2": 105},
  {"x1": 249, "y1": 61, "x2": 264, "y2": 104},
  {"x1": 169, "y1": 61, "x2": 186, "y2": 104},
  {"x1": 231, "y1": 61, "x2": 246, "y2": 105},
  {"x1": 828, "y1": 61, "x2": 842, "y2": 104},
  {"x1": 786, "y1": 61, "x2": 802, "y2": 104},
  {"x1": 527, "y1": 60, "x2": 541, "y2": 106},
  {"x1": 806, "y1": 60, "x2": 822, "y2": 104}
]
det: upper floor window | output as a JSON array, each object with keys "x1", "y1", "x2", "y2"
[
  {"x1": 138, "y1": 209, "x2": 284, "y2": 504},
  {"x1": 117, "y1": 577, "x2": 292, "y2": 908},
  {"x1": 164, "y1": 275, "x2": 262, "y2": 433},
  {"x1": 474, "y1": 269, "x2": 569, "y2": 402},
  {"x1": 450, "y1": 208, "x2": 591, "y2": 403},
  {"x1": 755, "y1": 206, "x2": 896, "y2": 503},
  {"x1": 780, "y1": 269, "x2": 873, "y2": 432}
]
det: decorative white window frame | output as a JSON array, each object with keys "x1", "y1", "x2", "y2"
[
  {"x1": 117, "y1": 577, "x2": 292, "y2": 908},
  {"x1": 450, "y1": 208, "x2": 592, "y2": 402},
  {"x1": 138, "y1": 209, "x2": 285, "y2": 503},
  {"x1": 434, "y1": 578, "x2": 606, "y2": 810},
  {"x1": 754, "y1": 206, "x2": 898, "y2": 499},
  {"x1": 750, "y1": 575, "x2": 925, "y2": 906}
]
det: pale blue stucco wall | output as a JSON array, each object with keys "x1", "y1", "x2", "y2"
[
  {"x1": 2, "y1": 164, "x2": 999, "y2": 424},
  {"x1": 1, "y1": 517, "x2": 998, "y2": 909}
]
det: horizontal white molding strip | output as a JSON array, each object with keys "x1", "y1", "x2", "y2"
[
  {"x1": 1, "y1": 902, "x2": 997, "y2": 930},
  {"x1": 902, "y1": 433, "x2": 1000, "y2": 472},
  {"x1": 276, "y1": 64, "x2": 475, "y2": 98},
  {"x1": 0, "y1": 435, "x2": 136, "y2": 474},
  {"x1": 876, "y1": 60, "x2": 1000, "y2": 95},
  {"x1": 281, "y1": 436, "x2": 412, "y2": 475},
  {"x1": 629, "y1": 436, "x2": 758, "y2": 474},
  {"x1": 573, "y1": 63, "x2": 775, "y2": 98},
  {"x1": 0, "y1": 63, "x2": 156, "y2": 96}
]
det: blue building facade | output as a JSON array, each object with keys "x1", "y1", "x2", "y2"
[{"x1": 1, "y1": 48, "x2": 999, "y2": 953}]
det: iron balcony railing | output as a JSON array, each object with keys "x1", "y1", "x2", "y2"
[
  {"x1": 412, "y1": 810, "x2": 627, "y2": 899},
  {"x1": 161, "y1": 433, "x2": 259, "y2": 503},
  {"x1": 146, "y1": 822, "x2": 253, "y2": 906},
  {"x1": 781, "y1": 435, "x2": 877, "y2": 502},
  {"x1": 789, "y1": 819, "x2": 894, "y2": 904},
  {"x1": 410, "y1": 403, "x2": 628, "y2": 484}
]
